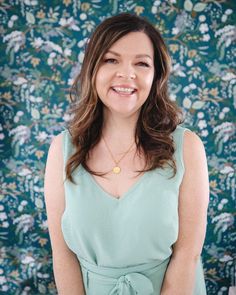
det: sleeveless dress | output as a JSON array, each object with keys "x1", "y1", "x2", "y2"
[{"x1": 61, "y1": 125, "x2": 207, "y2": 295}]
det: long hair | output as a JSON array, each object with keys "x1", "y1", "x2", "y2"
[{"x1": 65, "y1": 13, "x2": 184, "y2": 183}]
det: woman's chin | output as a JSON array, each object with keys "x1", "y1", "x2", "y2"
[{"x1": 104, "y1": 106, "x2": 140, "y2": 119}]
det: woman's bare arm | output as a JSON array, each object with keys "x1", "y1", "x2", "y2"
[
  {"x1": 44, "y1": 133, "x2": 85, "y2": 295},
  {"x1": 160, "y1": 130, "x2": 209, "y2": 295}
]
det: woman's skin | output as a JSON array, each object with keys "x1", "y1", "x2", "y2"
[{"x1": 44, "y1": 31, "x2": 209, "y2": 295}]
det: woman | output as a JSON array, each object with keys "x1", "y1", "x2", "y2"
[{"x1": 44, "y1": 13, "x2": 209, "y2": 295}]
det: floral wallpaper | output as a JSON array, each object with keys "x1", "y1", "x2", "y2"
[{"x1": 0, "y1": 0, "x2": 235, "y2": 294}]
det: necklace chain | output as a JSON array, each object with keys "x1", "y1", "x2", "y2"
[{"x1": 102, "y1": 135, "x2": 135, "y2": 174}]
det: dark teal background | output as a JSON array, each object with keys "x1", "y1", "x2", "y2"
[{"x1": 0, "y1": 0, "x2": 235, "y2": 294}]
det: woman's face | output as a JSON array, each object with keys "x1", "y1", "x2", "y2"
[{"x1": 95, "y1": 31, "x2": 155, "y2": 119}]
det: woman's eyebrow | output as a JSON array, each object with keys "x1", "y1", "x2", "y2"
[{"x1": 106, "y1": 50, "x2": 152, "y2": 60}]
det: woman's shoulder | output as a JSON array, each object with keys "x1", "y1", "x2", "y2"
[
  {"x1": 176, "y1": 126, "x2": 207, "y2": 170},
  {"x1": 54, "y1": 128, "x2": 76, "y2": 161},
  {"x1": 46, "y1": 132, "x2": 64, "y2": 164},
  {"x1": 183, "y1": 129, "x2": 205, "y2": 156},
  {"x1": 46, "y1": 129, "x2": 71, "y2": 161},
  {"x1": 51, "y1": 129, "x2": 72, "y2": 149},
  {"x1": 175, "y1": 125, "x2": 203, "y2": 145},
  {"x1": 173, "y1": 125, "x2": 202, "y2": 143},
  {"x1": 172, "y1": 125, "x2": 205, "y2": 161},
  {"x1": 171, "y1": 125, "x2": 207, "y2": 179}
]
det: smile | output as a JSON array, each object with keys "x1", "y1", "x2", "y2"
[{"x1": 111, "y1": 87, "x2": 137, "y2": 95}]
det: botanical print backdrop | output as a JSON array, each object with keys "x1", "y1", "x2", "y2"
[{"x1": 0, "y1": 0, "x2": 235, "y2": 294}]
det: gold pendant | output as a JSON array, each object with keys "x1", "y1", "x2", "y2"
[{"x1": 113, "y1": 166, "x2": 121, "y2": 174}]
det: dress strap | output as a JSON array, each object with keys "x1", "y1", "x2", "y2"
[
  {"x1": 172, "y1": 125, "x2": 191, "y2": 173},
  {"x1": 62, "y1": 129, "x2": 75, "y2": 181}
]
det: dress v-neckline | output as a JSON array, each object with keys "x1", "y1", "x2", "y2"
[{"x1": 81, "y1": 165, "x2": 149, "y2": 202}]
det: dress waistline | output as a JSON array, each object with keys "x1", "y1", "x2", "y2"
[{"x1": 78, "y1": 256, "x2": 170, "y2": 295}]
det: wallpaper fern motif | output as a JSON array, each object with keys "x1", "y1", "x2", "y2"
[{"x1": 0, "y1": 0, "x2": 235, "y2": 294}]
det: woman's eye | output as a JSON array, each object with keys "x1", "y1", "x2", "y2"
[
  {"x1": 104, "y1": 58, "x2": 117, "y2": 64},
  {"x1": 137, "y1": 62, "x2": 150, "y2": 67}
]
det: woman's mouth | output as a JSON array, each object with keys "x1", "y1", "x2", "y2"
[{"x1": 111, "y1": 87, "x2": 137, "y2": 95}]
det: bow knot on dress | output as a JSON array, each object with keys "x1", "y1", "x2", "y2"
[{"x1": 108, "y1": 272, "x2": 154, "y2": 295}]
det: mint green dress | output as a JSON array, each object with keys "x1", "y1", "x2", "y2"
[{"x1": 61, "y1": 126, "x2": 207, "y2": 295}]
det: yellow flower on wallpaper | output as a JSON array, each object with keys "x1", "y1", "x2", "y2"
[
  {"x1": 209, "y1": 180, "x2": 217, "y2": 188},
  {"x1": 134, "y1": 6, "x2": 145, "y2": 15},
  {"x1": 169, "y1": 44, "x2": 179, "y2": 53},
  {"x1": 209, "y1": 88, "x2": 219, "y2": 97},
  {"x1": 207, "y1": 268, "x2": 217, "y2": 276},
  {"x1": 188, "y1": 50, "x2": 197, "y2": 58},
  {"x1": 35, "y1": 150, "x2": 44, "y2": 159},
  {"x1": 81, "y1": 2, "x2": 90, "y2": 11},
  {"x1": 31, "y1": 57, "x2": 40, "y2": 67},
  {"x1": 41, "y1": 106, "x2": 50, "y2": 114},
  {"x1": 2, "y1": 92, "x2": 12, "y2": 99},
  {"x1": 39, "y1": 238, "x2": 48, "y2": 247},
  {"x1": 63, "y1": 0, "x2": 72, "y2": 7},
  {"x1": 36, "y1": 9, "x2": 46, "y2": 19}
]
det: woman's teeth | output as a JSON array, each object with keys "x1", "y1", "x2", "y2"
[{"x1": 112, "y1": 87, "x2": 136, "y2": 94}]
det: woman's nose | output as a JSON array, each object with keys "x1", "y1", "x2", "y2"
[
  {"x1": 116, "y1": 72, "x2": 136, "y2": 79},
  {"x1": 115, "y1": 65, "x2": 136, "y2": 79}
]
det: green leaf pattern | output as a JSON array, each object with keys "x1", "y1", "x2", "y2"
[{"x1": 0, "y1": 0, "x2": 235, "y2": 294}]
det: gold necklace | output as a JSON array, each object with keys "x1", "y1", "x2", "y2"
[{"x1": 102, "y1": 135, "x2": 135, "y2": 174}]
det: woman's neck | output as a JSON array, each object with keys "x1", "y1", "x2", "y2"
[{"x1": 102, "y1": 110, "x2": 139, "y2": 147}]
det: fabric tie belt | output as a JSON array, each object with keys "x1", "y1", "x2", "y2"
[
  {"x1": 108, "y1": 272, "x2": 154, "y2": 294},
  {"x1": 78, "y1": 256, "x2": 170, "y2": 295}
]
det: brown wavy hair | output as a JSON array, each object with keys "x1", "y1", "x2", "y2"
[{"x1": 65, "y1": 13, "x2": 184, "y2": 183}]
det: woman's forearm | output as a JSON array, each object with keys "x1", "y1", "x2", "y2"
[
  {"x1": 53, "y1": 252, "x2": 85, "y2": 295},
  {"x1": 160, "y1": 254, "x2": 199, "y2": 295}
]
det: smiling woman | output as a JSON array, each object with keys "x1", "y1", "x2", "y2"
[
  {"x1": 95, "y1": 32, "x2": 155, "y2": 119},
  {"x1": 44, "y1": 13, "x2": 209, "y2": 295}
]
